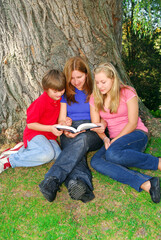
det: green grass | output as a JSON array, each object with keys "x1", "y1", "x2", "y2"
[{"x1": 0, "y1": 137, "x2": 161, "y2": 240}]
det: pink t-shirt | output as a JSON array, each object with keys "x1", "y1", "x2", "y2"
[{"x1": 89, "y1": 87, "x2": 148, "y2": 139}]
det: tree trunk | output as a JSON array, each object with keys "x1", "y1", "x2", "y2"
[{"x1": 0, "y1": 0, "x2": 160, "y2": 144}]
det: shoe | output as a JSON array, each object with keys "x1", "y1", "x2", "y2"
[
  {"x1": 0, "y1": 156, "x2": 11, "y2": 173},
  {"x1": 149, "y1": 177, "x2": 160, "y2": 203},
  {"x1": 68, "y1": 179, "x2": 95, "y2": 203},
  {"x1": 39, "y1": 176, "x2": 60, "y2": 202},
  {"x1": 0, "y1": 142, "x2": 23, "y2": 159}
]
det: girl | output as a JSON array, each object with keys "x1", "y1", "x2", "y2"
[{"x1": 90, "y1": 62, "x2": 161, "y2": 203}]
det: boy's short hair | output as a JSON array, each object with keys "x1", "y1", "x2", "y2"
[{"x1": 42, "y1": 69, "x2": 66, "y2": 91}]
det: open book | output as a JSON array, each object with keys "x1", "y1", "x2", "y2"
[{"x1": 55, "y1": 123, "x2": 100, "y2": 133}]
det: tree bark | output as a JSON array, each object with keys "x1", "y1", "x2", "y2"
[{"x1": 0, "y1": 0, "x2": 160, "y2": 144}]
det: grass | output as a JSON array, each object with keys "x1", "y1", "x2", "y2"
[{"x1": 0, "y1": 137, "x2": 161, "y2": 240}]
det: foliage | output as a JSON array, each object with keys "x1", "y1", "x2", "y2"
[
  {"x1": 122, "y1": 0, "x2": 161, "y2": 111},
  {"x1": 150, "y1": 109, "x2": 161, "y2": 118},
  {"x1": 0, "y1": 138, "x2": 161, "y2": 239},
  {"x1": 123, "y1": 0, "x2": 161, "y2": 37}
]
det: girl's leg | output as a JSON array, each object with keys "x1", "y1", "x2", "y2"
[
  {"x1": 9, "y1": 135, "x2": 59, "y2": 168},
  {"x1": 106, "y1": 131, "x2": 159, "y2": 170},
  {"x1": 91, "y1": 145, "x2": 151, "y2": 192}
]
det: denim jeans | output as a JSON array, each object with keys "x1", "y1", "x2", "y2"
[
  {"x1": 91, "y1": 130, "x2": 159, "y2": 192},
  {"x1": 9, "y1": 135, "x2": 61, "y2": 168},
  {"x1": 45, "y1": 120, "x2": 103, "y2": 190}
]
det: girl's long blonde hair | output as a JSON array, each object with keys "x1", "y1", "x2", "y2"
[
  {"x1": 63, "y1": 56, "x2": 93, "y2": 104},
  {"x1": 93, "y1": 62, "x2": 126, "y2": 113}
]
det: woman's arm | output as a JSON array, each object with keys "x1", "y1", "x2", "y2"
[
  {"x1": 58, "y1": 102, "x2": 72, "y2": 126},
  {"x1": 58, "y1": 103, "x2": 67, "y2": 125},
  {"x1": 111, "y1": 96, "x2": 138, "y2": 144}
]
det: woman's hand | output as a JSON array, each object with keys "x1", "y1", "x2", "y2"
[
  {"x1": 64, "y1": 130, "x2": 85, "y2": 138},
  {"x1": 66, "y1": 117, "x2": 72, "y2": 126}
]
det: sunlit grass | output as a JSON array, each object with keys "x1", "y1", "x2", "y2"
[{"x1": 0, "y1": 137, "x2": 161, "y2": 239}]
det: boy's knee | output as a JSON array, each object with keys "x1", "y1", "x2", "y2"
[{"x1": 40, "y1": 147, "x2": 55, "y2": 163}]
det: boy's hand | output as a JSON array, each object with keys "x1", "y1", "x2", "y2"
[{"x1": 51, "y1": 125, "x2": 63, "y2": 136}]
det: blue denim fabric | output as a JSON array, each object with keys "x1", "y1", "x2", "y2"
[
  {"x1": 9, "y1": 135, "x2": 61, "y2": 168},
  {"x1": 91, "y1": 130, "x2": 159, "y2": 192},
  {"x1": 45, "y1": 120, "x2": 103, "y2": 190}
]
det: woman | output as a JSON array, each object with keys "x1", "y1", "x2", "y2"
[
  {"x1": 39, "y1": 56, "x2": 103, "y2": 203},
  {"x1": 90, "y1": 62, "x2": 161, "y2": 203}
]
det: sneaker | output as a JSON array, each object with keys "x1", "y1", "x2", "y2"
[
  {"x1": 0, "y1": 142, "x2": 23, "y2": 159},
  {"x1": 39, "y1": 176, "x2": 60, "y2": 202},
  {"x1": 0, "y1": 156, "x2": 11, "y2": 173},
  {"x1": 68, "y1": 179, "x2": 95, "y2": 203},
  {"x1": 149, "y1": 177, "x2": 160, "y2": 203}
]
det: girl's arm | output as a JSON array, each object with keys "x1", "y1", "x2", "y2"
[
  {"x1": 111, "y1": 96, "x2": 138, "y2": 144},
  {"x1": 90, "y1": 105, "x2": 110, "y2": 149},
  {"x1": 90, "y1": 105, "x2": 106, "y2": 135}
]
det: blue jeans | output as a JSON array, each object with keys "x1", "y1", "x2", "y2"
[
  {"x1": 9, "y1": 135, "x2": 61, "y2": 168},
  {"x1": 91, "y1": 130, "x2": 159, "y2": 192},
  {"x1": 45, "y1": 120, "x2": 103, "y2": 190}
]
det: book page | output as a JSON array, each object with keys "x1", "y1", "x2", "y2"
[
  {"x1": 55, "y1": 124, "x2": 77, "y2": 133},
  {"x1": 77, "y1": 123, "x2": 99, "y2": 132}
]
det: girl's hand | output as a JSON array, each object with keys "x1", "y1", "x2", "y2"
[
  {"x1": 91, "y1": 123, "x2": 105, "y2": 134},
  {"x1": 103, "y1": 137, "x2": 111, "y2": 150},
  {"x1": 51, "y1": 125, "x2": 63, "y2": 136}
]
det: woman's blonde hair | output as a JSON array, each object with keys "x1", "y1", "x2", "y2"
[
  {"x1": 63, "y1": 56, "x2": 93, "y2": 104},
  {"x1": 93, "y1": 62, "x2": 126, "y2": 113}
]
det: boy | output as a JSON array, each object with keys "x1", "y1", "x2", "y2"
[{"x1": 0, "y1": 69, "x2": 66, "y2": 173}]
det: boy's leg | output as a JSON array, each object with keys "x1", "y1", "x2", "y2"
[
  {"x1": 49, "y1": 140, "x2": 61, "y2": 160},
  {"x1": 9, "y1": 135, "x2": 58, "y2": 168}
]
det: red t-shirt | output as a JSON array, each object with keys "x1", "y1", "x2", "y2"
[{"x1": 23, "y1": 92, "x2": 61, "y2": 148}]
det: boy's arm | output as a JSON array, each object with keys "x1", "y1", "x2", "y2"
[{"x1": 27, "y1": 122, "x2": 63, "y2": 136}]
